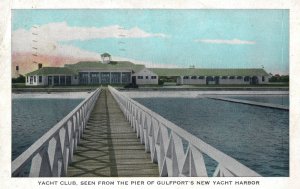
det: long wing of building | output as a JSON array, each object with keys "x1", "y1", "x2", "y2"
[{"x1": 25, "y1": 58, "x2": 270, "y2": 86}]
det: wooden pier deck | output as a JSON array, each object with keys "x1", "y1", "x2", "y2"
[{"x1": 67, "y1": 89, "x2": 158, "y2": 177}]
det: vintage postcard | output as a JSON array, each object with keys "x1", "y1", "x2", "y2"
[{"x1": 1, "y1": 0, "x2": 300, "y2": 189}]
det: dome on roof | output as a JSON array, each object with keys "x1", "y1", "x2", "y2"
[
  {"x1": 101, "y1": 52, "x2": 111, "y2": 57},
  {"x1": 100, "y1": 52, "x2": 111, "y2": 64}
]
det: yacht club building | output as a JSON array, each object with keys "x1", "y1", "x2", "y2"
[
  {"x1": 25, "y1": 53, "x2": 269, "y2": 86},
  {"x1": 150, "y1": 68, "x2": 269, "y2": 85}
]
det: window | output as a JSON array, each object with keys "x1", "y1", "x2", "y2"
[
  {"x1": 262, "y1": 76, "x2": 265, "y2": 81},
  {"x1": 90, "y1": 72, "x2": 99, "y2": 84},
  {"x1": 100, "y1": 72, "x2": 110, "y2": 84},
  {"x1": 183, "y1": 76, "x2": 189, "y2": 79},
  {"x1": 191, "y1": 76, "x2": 197, "y2": 79},
  {"x1": 206, "y1": 76, "x2": 214, "y2": 81},
  {"x1": 244, "y1": 76, "x2": 250, "y2": 82},
  {"x1": 79, "y1": 72, "x2": 89, "y2": 84},
  {"x1": 53, "y1": 76, "x2": 59, "y2": 85},
  {"x1": 237, "y1": 76, "x2": 243, "y2": 79},
  {"x1": 34, "y1": 76, "x2": 36, "y2": 82},
  {"x1": 151, "y1": 76, "x2": 157, "y2": 79},
  {"x1": 229, "y1": 76, "x2": 235, "y2": 79},
  {"x1": 221, "y1": 76, "x2": 228, "y2": 79},
  {"x1": 66, "y1": 76, "x2": 71, "y2": 85},
  {"x1": 138, "y1": 76, "x2": 143, "y2": 79},
  {"x1": 60, "y1": 76, "x2": 66, "y2": 85},
  {"x1": 122, "y1": 72, "x2": 131, "y2": 83},
  {"x1": 38, "y1": 76, "x2": 42, "y2": 83},
  {"x1": 146, "y1": 76, "x2": 148, "y2": 79},
  {"x1": 198, "y1": 76, "x2": 205, "y2": 79},
  {"x1": 26, "y1": 76, "x2": 29, "y2": 82},
  {"x1": 111, "y1": 72, "x2": 121, "y2": 84}
]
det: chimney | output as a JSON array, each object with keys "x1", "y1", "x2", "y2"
[{"x1": 38, "y1": 63, "x2": 42, "y2": 69}]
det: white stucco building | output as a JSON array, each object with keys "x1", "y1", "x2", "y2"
[
  {"x1": 132, "y1": 68, "x2": 158, "y2": 85},
  {"x1": 150, "y1": 68, "x2": 269, "y2": 85},
  {"x1": 25, "y1": 53, "x2": 269, "y2": 86}
]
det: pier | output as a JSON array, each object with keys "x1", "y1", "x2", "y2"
[
  {"x1": 208, "y1": 97, "x2": 289, "y2": 111},
  {"x1": 67, "y1": 90, "x2": 158, "y2": 177},
  {"x1": 12, "y1": 87, "x2": 261, "y2": 177}
]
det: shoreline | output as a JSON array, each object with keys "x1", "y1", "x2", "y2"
[
  {"x1": 12, "y1": 86, "x2": 289, "y2": 93},
  {"x1": 12, "y1": 92, "x2": 90, "y2": 99},
  {"x1": 12, "y1": 87, "x2": 289, "y2": 99},
  {"x1": 123, "y1": 91, "x2": 289, "y2": 98}
]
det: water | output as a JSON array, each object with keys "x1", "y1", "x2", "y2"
[
  {"x1": 12, "y1": 98, "x2": 83, "y2": 160},
  {"x1": 227, "y1": 95, "x2": 289, "y2": 106},
  {"x1": 134, "y1": 97, "x2": 289, "y2": 177}
]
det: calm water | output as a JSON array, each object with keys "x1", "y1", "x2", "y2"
[
  {"x1": 228, "y1": 95, "x2": 289, "y2": 106},
  {"x1": 135, "y1": 97, "x2": 289, "y2": 177},
  {"x1": 12, "y1": 98, "x2": 83, "y2": 160}
]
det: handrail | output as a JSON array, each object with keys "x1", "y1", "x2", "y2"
[
  {"x1": 12, "y1": 88, "x2": 102, "y2": 177},
  {"x1": 108, "y1": 86, "x2": 261, "y2": 177}
]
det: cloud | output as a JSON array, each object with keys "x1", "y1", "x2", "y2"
[
  {"x1": 12, "y1": 30, "x2": 100, "y2": 59},
  {"x1": 13, "y1": 22, "x2": 167, "y2": 43},
  {"x1": 195, "y1": 38, "x2": 256, "y2": 45},
  {"x1": 12, "y1": 22, "x2": 168, "y2": 59},
  {"x1": 11, "y1": 22, "x2": 175, "y2": 75}
]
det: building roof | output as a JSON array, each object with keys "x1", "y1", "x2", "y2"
[
  {"x1": 26, "y1": 67, "x2": 77, "y2": 76},
  {"x1": 26, "y1": 61, "x2": 269, "y2": 78},
  {"x1": 149, "y1": 68, "x2": 269, "y2": 77},
  {"x1": 65, "y1": 61, "x2": 145, "y2": 73}
]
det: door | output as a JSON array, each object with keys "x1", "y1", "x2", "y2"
[
  {"x1": 48, "y1": 76, "x2": 52, "y2": 86},
  {"x1": 66, "y1": 76, "x2": 71, "y2": 85},
  {"x1": 206, "y1": 76, "x2": 213, "y2": 85},
  {"x1": 132, "y1": 76, "x2": 136, "y2": 85},
  {"x1": 251, "y1": 76, "x2": 258, "y2": 84}
]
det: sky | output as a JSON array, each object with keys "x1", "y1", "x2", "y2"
[{"x1": 12, "y1": 9, "x2": 289, "y2": 74}]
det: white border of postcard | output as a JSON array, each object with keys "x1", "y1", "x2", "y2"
[{"x1": 1, "y1": 0, "x2": 300, "y2": 189}]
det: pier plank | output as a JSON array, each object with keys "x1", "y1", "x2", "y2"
[{"x1": 67, "y1": 89, "x2": 158, "y2": 177}]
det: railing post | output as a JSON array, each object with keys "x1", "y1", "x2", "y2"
[
  {"x1": 165, "y1": 134, "x2": 179, "y2": 176},
  {"x1": 67, "y1": 119, "x2": 75, "y2": 162},
  {"x1": 149, "y1": 118, "x2": 158, "y2": 163},
  {"x1": 29, "y1": 146, "x2": 52, "y2": 177},
  {"x1": 143, "y1": 114, "x2": 150, "y2": 152},
  {"x1": 59, "y1": 126, "x2": 68, "y2": 176},
  {"x1": 139, "y1": 111, "x2": 145, "y2": 144}
]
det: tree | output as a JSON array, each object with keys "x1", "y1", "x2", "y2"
[
  {"x1": 269, "y1": 74, "x2": 289, "y2": 83},
  {"x1": 12, "y1": 75, "x2": 25, "y2": 83}
]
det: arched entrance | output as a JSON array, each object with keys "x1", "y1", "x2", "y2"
[
  {"x1": 214, "y1": 76, "x2": 220, "y2": 85},
  {"x1": 250, "y1": 76, "x2": 259, "y2": 84},
  {"x1": 206, "y1": 76, "x2": 214, "y2": 85}
]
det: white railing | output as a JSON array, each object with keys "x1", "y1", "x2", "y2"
[
  {"x1": 12, "y1": 88, "x2": 102, "y2": 177},
  {"x1": 108, "y1": 86, "x2": 261, "y2": 177}
]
